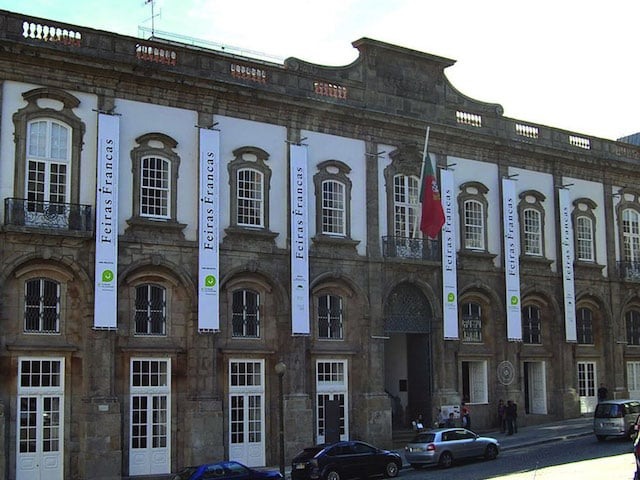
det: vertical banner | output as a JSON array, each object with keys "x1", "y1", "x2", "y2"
[
  {"x1": 559, "y1": 188, "x2": 577, "y2": 342},
  {"x1": 502, "y1": 178, "x2": 522, "y2": 341},
  {"x1": 440, "y1": 169, "x2": 459, "y2": 339},
  {"x1": 198, "y1": 128, "x2": 220, "y2": 331},
  {"x1": 94, "y1": 113, "x2": 119, "y2": 329},
  {"x1": 290, "y1": 144, "x2": 310, "y2": 335}
]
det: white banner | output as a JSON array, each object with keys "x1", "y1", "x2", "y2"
[
  {"x1": 198, "y1": 128, "x2": 220, "y2": 331},
  {"x1": 440, "y1": 169, "x2": 458, "y2": 339},
  {"x1": 94, "y1": 113, "x2": 119, "y2": 329},
  {"x1": 502, "y1": 178, "x2": 522, "y2": 341},
  {"x1": 559, "y1": 188, "x2": 577, "y2": 342},
  {"x1": 290, "y1": 144, "x2": 310, "y2": 334}
]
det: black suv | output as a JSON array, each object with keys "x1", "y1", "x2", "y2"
[{"x1": 291, "y1": 440, "x2": 401, "y2": 480}]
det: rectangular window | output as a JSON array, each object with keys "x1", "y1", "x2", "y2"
[
  {"x1": 577, "y1": 362, "x2": 595, "y2": 397},
  {"x1": 522, "y1": 305, "x2": 542, "y2": 344},
  {"x1": 626, "y1": 310, "x2": 640, "y2": 346},
  {"x1": 135, "y1": 285, "x2": 166, "y2": 335},
  {"x1": 464, "y1": 200, "x2": 484, "y2": 250},
  {"x1": 523, "y1": 209, "x2": 542, "y2": 255},
  {"x1": 318, "y1": 295, "x2": 343, "y2": 339},
  {"x1": 462, "y1": 361, "x2": 488, "y2": 404},
  {"x1": 393, "y1": 175, "x2": 419, "y2": 238},
  {"x1": 628, "y1": 362, "x2": 640, "y2": 398},
  {"x1": 237, "y1": 169, "x2": 263, "y2": 227},
  {"x1": 461, "y1": 302, "x2": 482, "y2": 343},
  {"x1": 24, "y1": 279, "x2": 60, "y2": 333},
  {"x1": 322, "y1": 180, "x2": 345, "y2": 236},
  {"x1": 140, "y1": 156, "x2": 170, "y2": 218},
  {"x1": 576, "y1": 216, "x2": 594, "y2": 262},
  {"x1": 232, "y1": 290, "x2": 260, "y2": 338}
]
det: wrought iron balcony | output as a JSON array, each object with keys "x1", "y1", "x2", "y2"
[
  {"x1": 382, "y1": 236, "x2": 440, "y2": 261},
  {"x1": 4, "y1": 198, "x2": 93, "y2": 232},
  {"x1": 618, "y1": 261, "x2": 640, "y2": 282}
]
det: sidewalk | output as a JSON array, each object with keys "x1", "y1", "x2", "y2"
[{"x1": 394, "y1": 415, "x2": 594, "y2": 468}]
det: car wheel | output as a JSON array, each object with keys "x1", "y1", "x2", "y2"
[
  {"x1": 325, "y1": 469, "x2": 341, "y2": 480},
  {"x1": 596, "y1": 435, "x2": 607, "y2": 442},
  {"x1": 439, "y1": 451, "x2": 453, "y2": 468},
  {"x1": 384, "y1": 461, "x2": 399, "y2": 478},
  {"x1": 484, "y1": 444, "x2": 498, "y2": 460}
]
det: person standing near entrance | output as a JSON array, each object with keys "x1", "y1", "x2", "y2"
[
  {"x1": 461, "y1": 402, "x2": 471, "y2": 430},
  {"x1": 598, "y1": 383, "x2": 608, "y2": 401},
  {"x1": 506, "y1": 400, "x2": 517, "y2": 435},
  {"x1": 497, "y1": 399, "x2": 506, "y2": 433}
]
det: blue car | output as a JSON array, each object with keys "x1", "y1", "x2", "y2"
[{"x1": 172, "y1": 460, "x2": 284, "y2": 480}]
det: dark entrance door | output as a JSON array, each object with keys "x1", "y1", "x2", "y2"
[
  {"x1": 325, "y1": 398, "x2": 341, "y2": 443},
  {"x1": 407, "y1": 334, "x2": 430, "y2": 424}
]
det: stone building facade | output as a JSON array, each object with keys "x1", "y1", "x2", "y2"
[{"x1": 0, "y1": 8, "x2": 639, "y2": 480}]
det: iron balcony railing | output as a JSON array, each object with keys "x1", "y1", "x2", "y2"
[
  {"x1": 382, "y1": 236, "x2": 440, "y2": 261},
  {"x1": 618, "y1": 261, "x2": 640, "y2": 282},
  {"x1": 4, "y1": 198, "x2": 93, "y2": 232}
]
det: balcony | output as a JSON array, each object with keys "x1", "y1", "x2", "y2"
[
  {"x1": 618, "y1": 261, "x2": 640, "y2": 282},
  {"x1": 4, "y1": 198, "x2": 93, "y2": 232},
  {"x1": 382, "y1": 236, "x2": 440, "y2": 261}
]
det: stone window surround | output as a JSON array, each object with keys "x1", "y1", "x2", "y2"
[
  {"x1": 227, "y1": 146, "x2": 272, "y2": 231},
  {"x1": 312, "y1": 279, "x2": 355, "y2": 342},
  {"x1": 223, "y1": 274, "x2": 273, "y2": 342},
  {"x1": 458, "y1": 181, "x2": 489, "y2": 253},
  {"x1": 518, "y1": 190, "x2": 546, "y2": 258},
  {"x1": 615, "y1": 188, "x2": 640, "y2": 262},
  {"x1": 12, "y1": 87, "x2": 85, "y2": 203},
  {"x1": 384, "y1": 144, "x2": 422, "y2": 239},
  {"x1": 572, "y1": 197, "x2": 597, "y2": 263},
  {"x1": 125, "y1": 269, "x2": 177, "y2": 338},
  {"x1": 313, "y1": 159, "x2": 353, "y2": 240}
]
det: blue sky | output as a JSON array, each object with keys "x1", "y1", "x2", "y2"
[{"x1": 2, "y1": 0, "x2": 639, "y2": 141}]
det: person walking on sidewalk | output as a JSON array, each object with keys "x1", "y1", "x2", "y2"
[
  {"x1": 497, "y1": 399, "x2": 506, "y2": 433},
  {"x1": 461, "y1": 402, "x2": 471, "y2": 430},
  {"x1": 506, "y1": 400, "x2": 518, "y2": 435}
]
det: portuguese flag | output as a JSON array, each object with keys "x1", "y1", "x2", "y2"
[{"x1": 419, "y1": 129, "x2": 445, "y2": 238}]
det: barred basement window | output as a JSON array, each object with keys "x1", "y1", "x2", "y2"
[
  {"x1": 318, "y1": 294, "x2": 343, "y2": 339},
  {"x1": 522, "y1": 305, "x2": 542, "y2": 344},
  {"x1": 232, "y1": 290, "x2": 260, "y2": 338},
  {"x1": 461, "y1": 302, "x2": 482, "y2": 342},
  {"x1": 24, "y1": 278, "x2": 60, "y2": 333},
  {"x1": 135, "y1": 284, "x2": 166, "y2": 335},
  {"x1": 576, "y1": 307, "x2": 594, "y2": 345},
  {"x1": 626, "y1": 310, "x2": 640, "y2": 346}
]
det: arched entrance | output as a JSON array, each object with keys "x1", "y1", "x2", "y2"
[{"x1": 383, "y1": 282, "x2": 433, "y2": 428}]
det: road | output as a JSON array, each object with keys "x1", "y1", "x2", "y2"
[{"x1": 397, "y1": 435, "x2": 636, "y2": 480}]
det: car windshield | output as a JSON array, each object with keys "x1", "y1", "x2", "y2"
[
  {"x1": 172, "y1": 466, "x2": 199, "y2": 480},
  {"x1": 411, "y1": 433, "x2": 435, "y2": 443}
]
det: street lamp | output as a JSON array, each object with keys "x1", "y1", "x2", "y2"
[{"x1": 275, "y1": 362, "x2": 287, "y2": 476}]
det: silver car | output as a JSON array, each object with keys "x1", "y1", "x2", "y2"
[{"x1": 404, "y1": 428, "x2": 499, "y2": 469}]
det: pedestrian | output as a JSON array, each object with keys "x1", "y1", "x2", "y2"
[
  {"x1": 436, "y1": 408, "x2": 447, "y2": 428},
  {"x1": 413, "y1": 414, "x2": 425, "y2": 432},
  {"x1": 461, "y1": 402, "x2": 471, "y2": 430},
  {"x1": 445, "y1": 412, "x2": 456, "y2": 428},
  {"x1": 506, "y1": 400, "x2": 517, "y2": 435},
  {"x1": 598, "y1": 383, "x2": 608, "y2": 401},
  {"x1": 497, "y1": 399, "x2": 506, "y2": 433}
]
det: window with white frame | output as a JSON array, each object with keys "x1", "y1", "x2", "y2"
[
  {"x1": 576, "y1": 307, "x2": 594, "y2": 345},
  {"x1": 626, "y1": 309, "x2": 640, "y2": 346},
  {"x1": 575, "y1": 216, "x2": 595, "y2": 262},
  {"x1": 140, "y1": 156, "x2": 170, "y2": 218},
  {"x1": 24, "y1": 278, "x2": 60, "y2": 333},
  {"x1": 627, "y1": 361, "x2": 640, "y2": 397},
  {"x1": 318, "y1": 294, "x2": 343, "y2": 339},
  {"x1": 134, "y1": 284, "x2": 166, "y2": 335},
  {"x1": 461, "y1": 302, "x2": 482, "y2": 343},
  {"x1": 321, "y1": 179, "x2": 346, "y2": 236},
  {"x1": 228, "y1": 147, "x2": 272, "y2": 231},
  {"x1": 577, "y1": 362, "x2": 596, "y2": 397},
  {"x1": 393, "y1": 174, "x2": 420, "y2": 238},
  {"x1": 463, "y1": 200, "x2": 484, "y2": 250},
  {"x1": 26, "y1": 119, "x2": 70, "y2": 214},
  {"x1": 237, "y1": 168, "x2": 264, "y2": 227},
  {"x1": 622, "y1": 208, "x2": 640, "y2": 262},
  {"x1": 522, "y1": 305, "x2": 542, "y2": 344},
  {"x1": 523, "y1": 208, "x2": 542, "y2": 255},
  {"x1": 232, "y1": 289, "x2": 260, "y2": 338},
  {"x1": 461, "y1": 360, "x2": 487, "y2": 403},
  {"x1": 316, "y1": 360, "x2": 348, "y2": 443}
]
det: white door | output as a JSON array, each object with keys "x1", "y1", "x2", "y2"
[
  {"x1": 628, "y1": 362, "x2": 640, "y2": 399},
  {"x1": 129, "y1": 359, "x2": 171, "y2": 476},
  {"x1": 228, "y1": 360, "x2": 265, "y2": 467},
  {"x1": 16, "y1": 358, "x2": 64, "y2": 480},
  {"x1": 316, "y1": 360, "x2": 349, "y2": 445},
  {"x1": 528, "y1": 361, "x2": 547, "y2": 414},
  {"x1": 578, "y1": 362, "x2": 597, "y2": 413}
]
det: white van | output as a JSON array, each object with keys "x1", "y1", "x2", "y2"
[{"x1": 593, "y1": 399, "x2": 640, "y2": 441}]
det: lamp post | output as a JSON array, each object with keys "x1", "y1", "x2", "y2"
[{"x1": 275, "y1": 362, "x2": 287, "y2": 476}]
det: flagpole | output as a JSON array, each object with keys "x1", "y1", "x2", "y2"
[{"x1": 414, "y1": 126, "x2": 430, "y2": 238}]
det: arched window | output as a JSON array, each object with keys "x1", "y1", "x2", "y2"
[
  {"x1": 228, "y1": 146, "x2": 271, "y2": 230},
  {"x1": 622, "y1": 209, "x2": 640, "y2": 262},
  {"x1": 24, "y1": 278, "x2": 60, "y2": 333},
  {"x1": 314, "y1": 160, "x2": 352, "y2": 239},
  {"x1": 318, "y1": 294, "x2": 343, "y2": 339},
  {"x1": 522, "y1": 305, "x2": 542, "y2": 344},
  {"x1": 576, "y1": 307, "x2": 594, "y2": 344},
  {"x1": 134, "y1": 284, "x2": 166, "y2": 335},
  {"x1": 232, "y1": 289, "x2": 260, "y2": 337}
]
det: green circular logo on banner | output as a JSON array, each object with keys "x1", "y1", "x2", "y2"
[
  {"x1": 447, "y1": 292, "x2": 455, "y2": 303},
  {"x1": 102, "y1": 269, "x2": 114, "y2": 282},
  {"x1": 205, "y1": 275, "x2": 216, "y2": 287},
  {"x1": 510, "y1": 295, "x2": 519, "y2": 306}
]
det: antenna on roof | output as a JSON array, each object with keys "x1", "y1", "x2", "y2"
[{"x1": 144, "y1": 0, "x2": 161, "y2": 39}]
